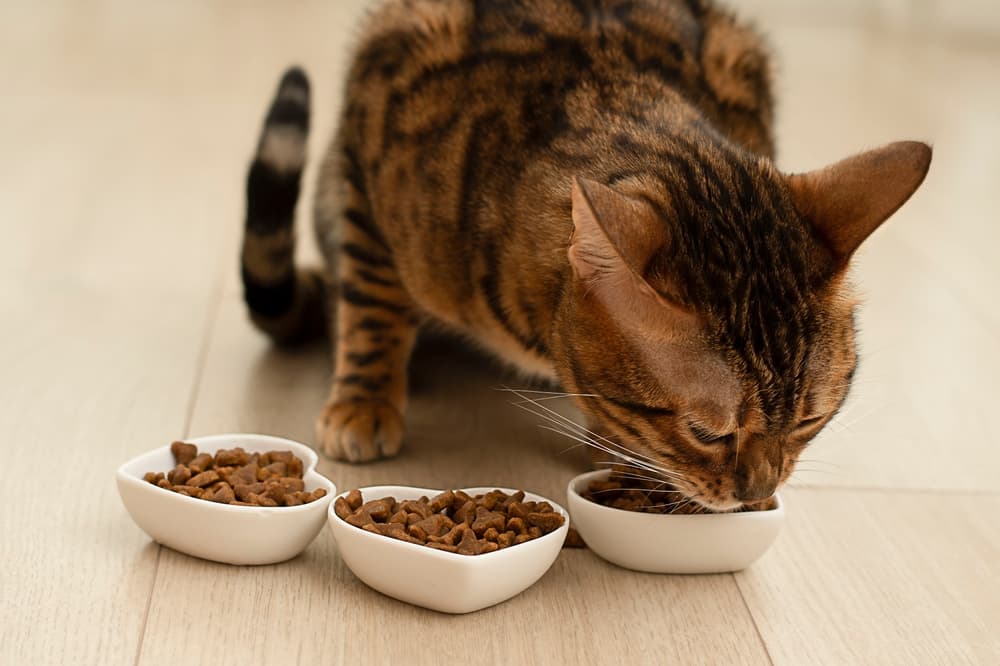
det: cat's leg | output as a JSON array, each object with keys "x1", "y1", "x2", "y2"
[{"x1": 314, "y1": 154, "x2": 418, "y2": 462}]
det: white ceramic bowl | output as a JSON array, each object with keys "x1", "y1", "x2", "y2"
[
  {"x1": 567, "y1": 469, "x2": 784, "y2": 574},
  {"x1": 117, "y1": 433, "x2": 336, "y2": 565},
  {"x1": 328, "y1": 485, "x2": 569, "y2": 614}
]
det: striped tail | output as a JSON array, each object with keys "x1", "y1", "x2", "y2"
[{"x1": 241, "y1": 67, "x2": 327, "y2": 344}]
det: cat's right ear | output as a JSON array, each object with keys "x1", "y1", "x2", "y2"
[
  {"x1": 568, "y1": 177, "x2": 666, "y2": 282},
  {"x1": 786, "y1": 141, "x2": 932, "y2": 265}
]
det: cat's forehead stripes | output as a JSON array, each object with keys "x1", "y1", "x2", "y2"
[{"x1": 637, "y1": 146, "x2": 835, "y2": 422}]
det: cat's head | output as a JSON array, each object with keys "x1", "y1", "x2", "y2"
[{"x1": 552, "y1": 141, "x2": 931, "y2": 511}]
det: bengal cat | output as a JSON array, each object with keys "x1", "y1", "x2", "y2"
[{"x1": 239, "y1": 0, "x2": 931, "y2": 511}]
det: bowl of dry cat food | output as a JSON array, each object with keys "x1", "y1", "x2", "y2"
[
  {"x1": 567, "y1": 469, "x2": 784, "y2": 574},
  {"x1": 328, "y1": 485, "x2": 569, "y2": 613},
  {"x1": 117, "y1": 434, "x2": 335, "y2": 565}
]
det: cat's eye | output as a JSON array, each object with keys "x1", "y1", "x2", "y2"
[{"x1": 687, "y1": 423, "x2": 732, "y2": 446}]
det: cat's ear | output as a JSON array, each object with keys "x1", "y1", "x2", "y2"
[
  {"x1": 568, "y1": 177, "x2": 666, "y2": 282},
  {"x1": 786, "y1": 141, "x2": 931, "y2": 264}
]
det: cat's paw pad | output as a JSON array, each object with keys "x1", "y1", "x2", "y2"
[{"x1": 316, "y1": 399, "x2": 404, "y2": 462}]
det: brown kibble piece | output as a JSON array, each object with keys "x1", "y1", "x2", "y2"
[
  {"x1": 344, "y1": 489, "x2": 363, "y2": 511},
  {"x1": 167, "y1": 463, "x2": 191, "y2": 486},
  {"x1": 427, "y1": 490, "x2": 454, "y2": 513},
  {"x1": 400, "y1": 500, "x2": 431, "y2": 520},
  {"x1": 208, "y1": 483, "x2": 235, "y2": 504},
  {"x1": 265, "y1": 461, "x2": 288, "y2": 477},
  {"x1": 230, "y1": 463, "x2": 258, "y2": 486},
  {"x1": 563, "y1": 527, "x2": 586, "y2": 548},
  {"x1": 456, "y1": 527, "x2": 481, "y2": 555},
  {"x1": 479, "y1": 540, "x2": 499, "y2": 554},
  {"x1": 156, "y1": 478, "x2": 172, "y2": 489},
  {"x1": 170, "y1": 441, "x2": 197, "y2": 466},
  {"x1": 268, "y1": 450, "x2": 293, "y2": 464},
  {"x1": 144, "y1": 472, "x2": 163, "y2": 484},
  {"x1": 506, "y1": 502, "x2": 530, "y2": 520},
  {"x1": 188, "y1": 453, "x2": 213, "y2": 474},
  {"x1": 497, "y1": 531, "x2": 515, "y2": 548},
  {"x1": 480, "y1": 490, "x2": 507, "y2": 510},
  {"x1": 506, "y1": 517, "x2": 528, "y2": 535},
  {"x1": 187, "y1": 470, "x2": 220, "y2": 488},
  {"x1": 482, "y1": 527, "x2": 500, "y2": 542},
  {"x1": 214, "y1": 447, "x2": 248, "y2": 467},
  {"x1": 526, "y1": 511, "x2": 565, "y2": 533},
  {"x1": 287, "y1": 456, "x2": 304, "y2": 478},
  {"x1": 426, "y1": 542, "x2": 458, "y2": 553},
  {"x1": 471, "y1": 506, "x2": 506, "y2": 536},
  {"x1": 284, "y1": 494, "x2": 303, "y2": 507},
  {"x1": 346, "y1": 509, "x2": 373, "y2": 528},
  {"x1": 234, "y1": 482, "x2": 264, "y2": 502},
  {"x1": 361, "y1": 498, "x2": 394, "y2": 521},
  {"x1": 501, "y1": 491, "x2": 525, "y2": 508},
  {"x1": 334, "y1": 497, "x2": 352, "y2": 520},
  {"x1": 388, "y1": 510, "x2": 408, "y2": 525},
  {"x1": 453, "y1": 500, "x2": 476, "y2": 525}
]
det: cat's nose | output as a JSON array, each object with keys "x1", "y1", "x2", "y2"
[
  {"x1": 734, "y1": 480, "x2": 776, "y2": 503},
  {"x1": 734, "y1": 456, "x2": 780, "y2": 502}
]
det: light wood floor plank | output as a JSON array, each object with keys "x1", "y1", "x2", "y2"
[{"x1": 736, "y1": 488, "x2": 1000, "y2": 665}]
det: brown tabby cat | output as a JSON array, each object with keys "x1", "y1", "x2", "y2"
[{"x1": 240, "y1": 0, "x2": 931, "y2": 511}]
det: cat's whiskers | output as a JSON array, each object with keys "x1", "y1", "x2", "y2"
[{"x1": 507, "y1": 388, "x2": 681, "y2": 478}]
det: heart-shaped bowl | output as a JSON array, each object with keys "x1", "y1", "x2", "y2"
[
  {"x1": 328, "y1": 485, "x2": 569, "y2": 614},
  {"x1": 567, "y1": 469, "x2": 784, "y2": 574},
  {"x1": 117, "y1": 433, "x2": 335, "y2": 565}
]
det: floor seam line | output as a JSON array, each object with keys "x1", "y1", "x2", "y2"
[
  {"x1": 732, "y1": 572, "x2": 774, "y2": 666},
  {"x1": 131, "y1": 259, "x2": 228, "y2": 666}
]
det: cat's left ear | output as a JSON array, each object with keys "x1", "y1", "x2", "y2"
[
  {"x1": 568, "y1": 177, "x2": 666, "y2": 282},
  {"x1": 786, "y1": 141, "x2": 932, "y2": 265}
]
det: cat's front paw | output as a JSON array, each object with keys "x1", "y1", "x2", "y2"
[{"x1": 316, "y1": 398, "x2": 404, "y2": 462}]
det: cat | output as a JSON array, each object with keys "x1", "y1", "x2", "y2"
[{"x1": 239, "y1": 0, "x2": 930, "y2": 512}]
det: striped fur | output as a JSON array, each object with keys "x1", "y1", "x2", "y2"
[{"x1": 241, "y1": 1, "x2": 930, "y2": 510}]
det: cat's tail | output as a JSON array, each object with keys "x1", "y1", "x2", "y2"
[{"x1": 241, "y1": 67, "x2": 327, "y2": 345}]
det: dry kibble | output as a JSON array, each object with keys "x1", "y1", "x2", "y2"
[
  {"x1": 214, "y1": 447, "x2": 248, "y2": 467},
  {"x1": 170, "y1": 441, "x2": 197, "y2": 466},
  {"x1": 453, "y1": 500, "x2": 476, "y2": 525},
  {"x1": 334, "y1": 496, "x2": 352, "y2": 520},
  {"x1": 344, "y1": 489, "x2": 363, "y2": 511},
  {"x1": 187, "y1": 470, "x2": 220, "y2": 488},
  {"x1": 142, "y1": 441, "x2": 324, "y2": 507},
  {"x1": 563, "y1": 527, "x2": 586, "y2": 548},
  {"x1": 336, "y1": 488, "x2": 565, "y2": 555},
  {"x1": 187, "y1": 453, "x2": 213, "y2": 474},
  {"x1": 582, "y1": 466, "x2": 776, "y2": 515}
]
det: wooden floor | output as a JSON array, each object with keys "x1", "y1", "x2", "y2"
[{"x1": 2, "y1": 1, "x2": 998, "y2": 664}]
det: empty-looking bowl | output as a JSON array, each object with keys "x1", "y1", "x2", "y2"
[
  {"x1": 328, "y1": 485, "x2": 569, "y2": 614},
  {"x1": 117, "y1": 433, "x2": 336, "y2": 565},
  {"x1": 567, "y1": 470, "x2": 784, "y2": 574}
]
